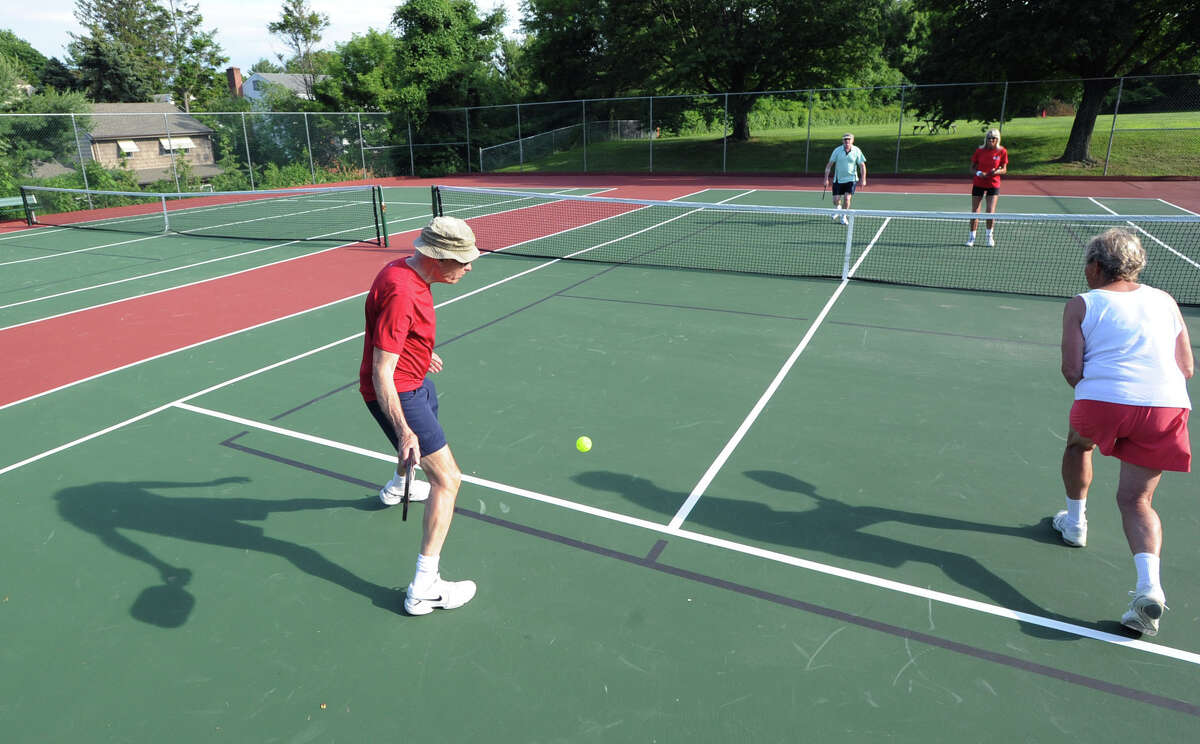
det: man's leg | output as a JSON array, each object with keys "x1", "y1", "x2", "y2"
[
  {"x1": 404, "y1": 443, "x2": 476, "y2": 615},
  {"x1": 1116, "y1": 460, "x2": 1167, "y2": 634}
]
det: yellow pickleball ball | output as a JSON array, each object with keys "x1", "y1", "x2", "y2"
[{"x1": 575, "y1": 436, "x2": 592, "y2": 453}]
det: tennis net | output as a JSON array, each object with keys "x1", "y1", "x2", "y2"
[
  {"x1": 18, "y1": 184, "x2": 389, "y2": 245},
  {"x1": 433, "y1": 185, "x2": 1200, "y2": 304}
]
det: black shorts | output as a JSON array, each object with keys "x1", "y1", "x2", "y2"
[
  {"x1": 832, "y1": 181, "x2": 857, "y2": 196},
  {"x1": 972, "y1": 185, "x2": 999, "y2": 197}
]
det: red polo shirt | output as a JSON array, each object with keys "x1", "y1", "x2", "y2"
[{"x1": 971, "y1": 146, "x2": 1008, "y2": 188}]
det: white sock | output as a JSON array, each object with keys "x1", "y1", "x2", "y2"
[
  {"x1": 1133, "y1": 553, "x2": 1162, "y2": 597},
  {"x1": 968, "y1": 230, "x2": 976, "y2": 240},
  {"x1": 384, "y1": 471, "x2": 403, "y2": 493},
  {"x1": 413, "y1": 554, "x2": 440, "y2": 591},
  {"x1": 1066, "y1": 498, "x2": 1086, "y2": 524},
  {"x1": 986, "y1": 228, "x2": 994, "y2": 238}
]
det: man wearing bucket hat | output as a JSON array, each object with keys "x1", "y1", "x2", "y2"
[{"x1": 359, "y1": 215, "x2": 481, "y2": 615}]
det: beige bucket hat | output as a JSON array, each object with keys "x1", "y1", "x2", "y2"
[{"x1": 414, "y1": 216, "x2": 480, "y2": 262}]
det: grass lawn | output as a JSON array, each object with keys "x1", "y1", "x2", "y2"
[{"x1": 496, "y1": 112, "x2": 1200, "y2": 177}]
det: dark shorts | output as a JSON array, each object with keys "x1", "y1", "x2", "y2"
[
  {"x1": 832, "y1": 180, "x2": 857, "y2": 196},
  {"x1": 365, "y1": 377, "x2": 447, "y2": 459},
  {"x1": 972, "y1": 185, "x2": 999, "y2": 198},
  {"x1": 1070, "y1": 399, "x2": 1191, "y2": 472}
]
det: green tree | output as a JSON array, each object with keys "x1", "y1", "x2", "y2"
[
  {"x1": 318, "y1": 29, "x2": 403, "y2": 112},
  {"x1": 0, "y1": 29, "x2": 48, "y2": 83},
  {"x1": 70, "y1": 0, "x2": 173, "y2": 95},
  {"x1": 524, "y1": 0, "x2": 891, "y2": 140},
  {"x1": 0, "y1": 88, "x2": 90, "y2": 195},
  {"x1": 268, "y1": 0, "x2": 330, "y2": 99},
  {"x1": 72, "y1": 34, "x2": 155, "y2": 102},
  {"x1": 165, "y1": 1, "x2": 229, "y2": 112},
  {"x1": 909, "y1": 0, "x2": 1200, "y2": 163},
  {"x1": 250, "y1": 58, "x2": 285, "y2": 73},
  {"x1": 40, "y1": 58, "x2": 83, "y2": 93}
]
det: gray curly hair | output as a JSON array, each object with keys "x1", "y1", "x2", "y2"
[{"x1": 1086, "y1": 228, "x2": 1146, "y2": 281}]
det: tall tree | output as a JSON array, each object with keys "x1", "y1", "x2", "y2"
[
  {"x1": 268, "y1": 0, "x2": 330, "y2": 99},
  {"x1": 390, "y1": 0, "x2": 507, "y2": 119},
  {"x1": 164, "y1": 1, "x2": 228, "y2": 111},
  {"x1": 71, "y1": 0, "x2": 173, "y2": 94},
  {"x1": 909, "y1": 0, "x2": 1200, "y2": 163},
  {"x1": 71, "y1": 34, "x2": 155, "y2": 102},
  {"x1": 318, "y1": 29, "x2": 403, "y2": 112},
  {"x1": 0, "y1": 29, "x2": 49, "y2": 84}
]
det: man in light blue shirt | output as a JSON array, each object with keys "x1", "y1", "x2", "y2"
[{"x1": 823, "y1": 133, "x2": 867, "y2": 225}]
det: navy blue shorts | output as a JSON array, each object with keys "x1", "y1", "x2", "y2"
[
  {"x1": 365, "y1": 378, "x2": 447, "y2": 458},
  {"x1": 832, "y1": 180, "x2": 857, "y2": 196}
]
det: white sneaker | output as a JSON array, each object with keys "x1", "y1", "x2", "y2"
[
  {"x1": 840, "y1": 215, "x2": 849, "y2": 225},
  {"x1": 831, "y1": 213, "x2": 840, "y2": 222},
  {"x1": 1121, "y1": 590, "x2": 1167, "y2": 636},
  {"x1": 965, "y1": 236, "x2": 975, "y2": 247},
  {"x1": 987, "y1": 234, "x2": 996, "y2": 247},
  {"x1": 1051, "y1": 510, "x2": 1087, "y2": 547},
  {"x1": 404, "y1": 574, "x2": 477, "y2": 615},
  {"x1": 379, "y1": 475, "x2": 430, "y2": 506}
]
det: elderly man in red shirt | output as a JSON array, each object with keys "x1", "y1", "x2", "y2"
[{"x1": 360, "y1": 216, "x2": 479, "y2": 616}]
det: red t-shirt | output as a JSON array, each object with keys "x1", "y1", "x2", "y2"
[
  {"x1": 359, "y1": 259, "x2": 435, "y2": 401},
  {"x1": 971, "y1": 146, "x2": 1008, "y2": 188}
]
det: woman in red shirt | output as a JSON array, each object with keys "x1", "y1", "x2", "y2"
[{"x1": 967, "y1": 128, "x2": 1008, "y2": 247}]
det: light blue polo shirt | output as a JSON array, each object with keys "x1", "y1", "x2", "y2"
[{"x1": 828, "y1": 145, "x2": 866, "y2": 183}]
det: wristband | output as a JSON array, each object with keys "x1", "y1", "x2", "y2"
[{"x1": 975, "y1": 170, "x2": 984, "y2": 177}]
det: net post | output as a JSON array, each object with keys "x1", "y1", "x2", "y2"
[
  {"x1": 375, "y1": 185, "x2": 388, "y2": 246},
  {"x1": 19, "y1": 185, "x2": 36, "y2": 225},
  {"x1": 842, "y1": 213, "x2": 854, "y2": 280},
  {"x1": 430, "y1": 185, "x2": 443, "y2": 217},
  {"x1": 160, "y1": 195, "x2": 170, "y2": 234}
]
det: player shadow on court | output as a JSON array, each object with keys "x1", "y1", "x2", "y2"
[
  {"x1": 575, "y1": 469, "x2": 1080, "y2": 640},
  {"x1": 53, "y1": 477, "x2": 402, "y2": 628}
]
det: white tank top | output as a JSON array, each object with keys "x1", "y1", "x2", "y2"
[{"x1": 1075, "y1": 286, "x2": 1191, "y2": 409}]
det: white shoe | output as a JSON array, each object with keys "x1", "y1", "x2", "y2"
[
  {"x1": 404, "y1": 574, "x2": 477, "y2": 615},
  {"x1": 831, "y1": 213, "x2": 840, "y2": 222},
  {"x1": 1121, "y1": 590, "x2": 1167, "y2": 636},
  {"x1": 965, "y1": 237, "x2": 975, "y2": 247},
  {"x1": 840, "y1": 215, "x2": 849, "y2": 225},
  {"x1": 379, "y1": 474, "x2": 430, "y2": 506},
  {"x1": 1051, "y1": 510, "x2": 1087, "y2": 547},
  {"x1": 987, "y1": 234, "x2": 996, "y2": 247}
]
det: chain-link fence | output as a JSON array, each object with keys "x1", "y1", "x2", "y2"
[{"x1": 1, "y1": 74, "x2": 1195, "y2": 202}]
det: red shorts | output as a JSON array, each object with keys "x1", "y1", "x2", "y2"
[{"x1": 1070, "y1": 399, "x2": 1191, "y2": 472}]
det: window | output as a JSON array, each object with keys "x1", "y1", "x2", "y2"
[
  {"x1": 116, "y1": 140, "x2": 139, "y2": 159},
  {"x1": 158, "y1": 136, "x2": 195, "y2": 153}
]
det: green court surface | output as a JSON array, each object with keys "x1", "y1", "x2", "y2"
[{"x1": 2, "y1": 185, "x2": 1199, "y2": 742}]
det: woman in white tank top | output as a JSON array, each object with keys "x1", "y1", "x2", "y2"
[{"x1": 1055, "y1": 228, "x2": 1193, "y2": 636}]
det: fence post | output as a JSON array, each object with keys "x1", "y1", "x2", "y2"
[
  {"x1": 408, "y1": 119, "x2": 415, "y2": 177},
  {"x1": 516, "y1": 104, "x2": 524, "y2": 170},
  {"x1": 805, "y1": 90, "x2": 813, "y2": 173},
  {"x1": 1103, "y1": 77, "x2": 1124, "y2": 176},
  {"x1": 648, "y1": 96, "x2": 654, "y2": 173},
  {"x1": 722, "y1": 93, "x2": 729, "y2": 173},
  {"x1": 999, "y1": 81, "x2": 1008, "y2": 131},
  {"x1": 582, "y1": 100, "x2": 588, "y2": 172},
  {"x1": 70, "y1": 113, "x2": 93, "y2": 208},
  {"x1": 894, "y1": 85, "x2": 906, "y2": 174},
  {"x1": 241, "y1": 112, "x2": 256, "y2": 189},
  {"x1": 303, "y1": 112, "x2": 315, "y2": 184},
  {"x1": 164, "y1": 112, "x2": 180, "y2": 192},
  {"x1": 464, "y1": 108, "x2": 471, "y2": 173},
  {"x1": 357, "y1": 113, "x2": 366, "y2": 176}
]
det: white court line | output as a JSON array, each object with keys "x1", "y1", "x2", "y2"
[
  {"x1": 168, "y1": 399, "x2": 1200, "y2": 667},
  {"x1": 1088, "y1": 198, "x2": 1200, "y2": 270},
  {"x1": 668, "y1": 217, "x2": 891, "y2": 529},
  {"x1": 1159, "y1": 198, "x2": 1199, "y2": 217}
]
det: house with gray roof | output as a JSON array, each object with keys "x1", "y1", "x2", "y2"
[
  {"x1": 241, "y1": 72, "x2": 329, "y2": 103},
  {"x1": 85, "y1": 102, "x2": 221, "y2": 185}
]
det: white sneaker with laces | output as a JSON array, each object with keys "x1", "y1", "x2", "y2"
[
  {"x1": 840, "y1": 215, "x2": 849, "y2": 225},
  {"x1": 965, "y1": 236, "x2": 975, "y2": 247},
  {"x1": 831, "y1": 213, "x2": 840, "y2": 222},
  {"x1": 987, "y1": 234, "x2": 996, "y2": 247},
  {"x1": 379, "y1": 475, "x2": 430, "y2": 506},
  {"x1": 1051, "y1": 510, "x2": 1087, "y2": 547},
  {"x1": 404, "y1": 574, "x2": 477, "y2": 615},
  {"x1": 1121, "y1": 590, "x2": 1167, "y2": 636}
]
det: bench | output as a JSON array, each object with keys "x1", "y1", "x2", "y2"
[
  {"x1": 913, "y1": 123, "x2": 958, "y2": 135},
  {"x1": 0, "y1": 194, "x2": 36, "y2": 221}
]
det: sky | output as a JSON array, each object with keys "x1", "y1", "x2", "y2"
[{"x1": 6, "y1": 0, "x2": 524, "y2": 71}]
